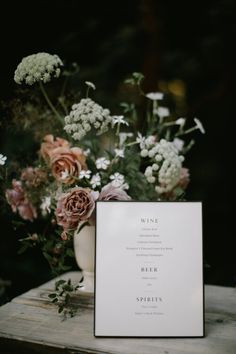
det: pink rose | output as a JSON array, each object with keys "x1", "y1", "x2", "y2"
[
  {"x1": 99, "y1": 183, "x2": 131, "y2": 201},
  {"x1": 17, "y1": 202, "x2": 37, "y2": 221},
  {"x1": 50, "y1": 147, "x2": 87, "y2": 185},
  {"x1": 5, "y1": 180, "x2": 25, "y2": 212},
  {"x1": 178, "y1": 168, "x2": 190, "y2": 189},
  {"x1": 56, "y1": 187, "x2": 98, "y2": 230},
  {"x1": 40, "y1": 134, "x2": 71, "y2": 162},
  {"x1": 5, "y1": 180, "x2": 37, "y2": 221}
]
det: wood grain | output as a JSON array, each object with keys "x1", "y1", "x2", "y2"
[{"x1": 0, "y1": 271, "x2": 235, "y2": 354}]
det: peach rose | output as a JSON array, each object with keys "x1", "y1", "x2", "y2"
[
  {"x1": 40, "y1": 134, "x2": 70, "y2": 162},
  {"x1": 50, "y1": 147, "x2": 87, "y2": 185},
  {"x1": 56, "y1": 187, "x2": 98, "y2": 230},
  {"x1": 21, "y1": 167, "x2": 47, "y2": 187},
  {"x1": 5, "y1": 180, "x2": 37, "y2": 221}
]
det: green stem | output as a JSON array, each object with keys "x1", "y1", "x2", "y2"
[
  {"x1": 39, "y1": 82, "x2": 63, "y2": 124},
  {"x1": 125, "y1": 141, "x2": 139, "y2": 147},
  {"x1": 60, "y1": 76, "x2": 69, "y2": 97},
  {"x1": 176, "y1": 126, "x2": 197, "y2": 137},
  {"x1": 116, "y1": 122, "x2": 121, "y2": 136}
]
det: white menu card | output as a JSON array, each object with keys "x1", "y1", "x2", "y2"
[{"x1": 95, "y1": 201, "x2": 204, "y2": 337}]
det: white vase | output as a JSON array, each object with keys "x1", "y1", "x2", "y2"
[{"x1": 74, "y1": 225, "x2": 95, "y2": 294}]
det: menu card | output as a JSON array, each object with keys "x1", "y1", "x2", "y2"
[{"x1": 95, "y1": 201, "x2": 204, "y2": 337}]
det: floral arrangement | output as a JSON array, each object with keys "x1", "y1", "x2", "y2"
[{"x1": 1, "y1": 52, "x2": 204, "y2": 315}]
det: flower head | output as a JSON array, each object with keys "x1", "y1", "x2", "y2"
[
  {"x1": 136, "y1": 132, "x2": 146, "y2": 149},
  {"x1": 5, "y1": 180, "x2": 37, "y2": 221},
  {"x1": 173, "y1": 138, "x2": 184, "y2": 152},
  {"x1": 40, "y1": 135, "x2": 70, "y2": 162},
  {"x1": 119, "y1": 132, "x2": 133, "y2": 146},
  {"x1": 79, "y1": 170, "x2": 91, "y2": 179},
  {"x1": 14, "y1": 53, "x2": 63, "y2": 85},
  {"x1": 140, "y1": 139, "x2": 184, "y2": 194},
  {"x1": 40, "y1": 196, "x2": 51, "y2": 216},
  {"x1": 155, "y1": 107, "x2": 170, "y2": 118},
  {"x1": 114, "y1": 148, "x2": 125, "y2": 158},
  {"x1": 90, "y1": 173, "x2": 101, "y2": 189},
  {"x1": 21, "y1": 167, "x2": 47, "y2": 187},
  {"x1": 96, "y1": 157, "x2": 110, "y2": 170},
  {"x1": 0, "y1": 154, "x2": 7, "y2": 166},
  {"x1": 194, "y1": 118, "x2": 205, "y2": 134},
  {"x1": 49, "y1": 147, "x2": 87, "y2": 185},
  {"x1": 109, "y1": 173, "x2": 125, "y2": 187},
  {"x1": 56, "y1": 187, "x2": 98, "y2": 230},
  {"x1": 85, "y1": 81, "x2": 96, "y2": 90},
  {"x1": 99, "y1": 183, "x2": 131, "y2": 201},
  {"x1": 146, "y1": 92, "x2": 164, "y2": 101},
  {"x1": 175, "y1": 118, "x2": 186, "y2": 127},
  {"x1": 64, "y1": 98, "x2": 112, "y2": 140},
  {"x1": 112, "y1": 115, "x2": 129, "y2": 126}
]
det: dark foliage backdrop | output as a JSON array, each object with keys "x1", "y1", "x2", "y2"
[{"x1": 0, "y1": 0, "x2": 235, "y2": 302}]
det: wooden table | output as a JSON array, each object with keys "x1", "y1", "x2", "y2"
[{"x1": 0, "y1": 271, "x2": 235, "y2": 354}]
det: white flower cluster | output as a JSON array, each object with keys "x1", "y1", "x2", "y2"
[
  {"x1": 14, "y1": 53, "x2": 63, "y2": 85},
  {"x1": 64, "y1": 98, "x2": 112, "y2": 140},
  {"x1": 142, "y1": 139, "x2": 184, "y2": 194}
]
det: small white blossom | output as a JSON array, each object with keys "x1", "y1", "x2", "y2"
[
  {"x1": 155, "y1": 107, "x2": 170, "y2": 118},
  {"x1": 122, "y1": 183, "x2": 129, "y2": 190},
  {"x1": 79, "y1": 170, "x2": 91, "y2": 179},
  {"x1": 175, "y1": 118, "x2": 186, "y2": 127},
  {"x1": 173, "y1": 138, "x2": 184, "y2": 152},
  {"x1": 40, "y1": 196, "x2": 51, "y2": 215},
  {"x1": 110, "y1": 173, "x2": 125, "y2": 187},
  {"x1": 90, "y1": 173, "x2": 101, "y2": 188},
  {"x1": 194, "y1": 118, "x2": 205, "y2": 134},
  {"x1": 96, "y1": 157, "x2": 110, "y2": 170},
  {"x1": 119, "y1": 132, "x2": 133, "y2": 146},
  {"x1": 84, "y1": 148, "x2": 91, "y2": 156},
  {"x1": 14, "y1": 53, "x2": 63, "y2": 85},
  {"x1": 136, "y1": 132, "x2": 146, "y2": 149},
  {"x1": 145, "y1": 135, "x2": 156, "y2": 148},
  {"x1": 112, "y1": 115, "x2": 129, "y2": 126},
  {"x1": 85, "y1": 81, "x2": 96, "y2": 90},
  {"x1": 114, "y1": 148, "x2": 125, "y2": 158},
  {"x1": 146, "y1": 92, "x2": 164, "y2": 101},
  {"x1": 0, "y1": 154, "x2": 7, "y2": 166}
]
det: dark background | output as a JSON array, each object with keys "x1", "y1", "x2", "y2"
[{"x1": 0, "y1": 0, "x2": 235, "y2": 301}]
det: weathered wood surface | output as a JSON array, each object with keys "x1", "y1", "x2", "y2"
[{"x1": 0, "y1": 271, "x2": 235, "y2": 354}]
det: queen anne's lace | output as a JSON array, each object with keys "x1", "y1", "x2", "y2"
[
  {"x1": 64, "y1": 98, "x2": 112, "y2": 140},
  {"x1": 14, "y1": 53, "x2": 63, "y2": 85},
  {"x1": 142, "y1": 139, "x2": 184, "y2": 194}
]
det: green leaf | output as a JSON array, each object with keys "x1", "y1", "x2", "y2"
[
  {"x1": 55, "y1": 279, "x2": 66, "y2": 289},
  {"x1": 58, "y1": 306, "x2": 64, "y2": 314},
  {"x1": 66, "y1": 249, "x2": 74, "y2": 257},
  {"x1": 48, "y1": 293, "x2": 57, "y2": 299},
  {"x1": 17, "y1": 244, "x2": 29, "y2": 255}
]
